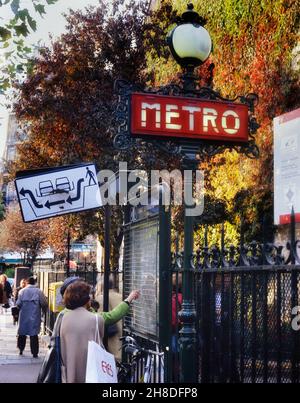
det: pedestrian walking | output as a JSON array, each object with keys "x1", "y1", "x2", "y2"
[
  {"x1": 57, "y1": 278, "x2": 139, "y2": 383},
  {"x1": 16, "y1": 277, "x2": 48, "y2": 357},
  {"x1": 0, "y1": 274, "x2": 13, "y2": 309}
]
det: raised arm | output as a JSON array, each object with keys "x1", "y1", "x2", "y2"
[{"x1": 100, "y1": 290, "x2": 140, "y2": 325}]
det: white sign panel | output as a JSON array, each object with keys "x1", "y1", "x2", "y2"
[
  {"x1": 15, "y1": 163, "x2": 102, "y2": 222},
  {"x1": 274, "y1": 108, "x2": 300, "y2": 225}
]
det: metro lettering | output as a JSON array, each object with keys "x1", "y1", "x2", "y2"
[{"x1": 132, "y1": 93, "x2": 249, "y2": 142}]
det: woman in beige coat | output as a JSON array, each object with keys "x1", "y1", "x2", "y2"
[
  {"x1": 60, "y1": 281, "x2": 105, "y2": 383},
  {"x1": 60, "y1": 280, "x2": 139, "y2": 383}
]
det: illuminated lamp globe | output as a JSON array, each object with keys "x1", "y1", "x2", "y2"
[{"x1": 167, "y1": 3, "x2": 212, "y2": 67}]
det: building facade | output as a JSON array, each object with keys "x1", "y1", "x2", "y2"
[{"x1": 1, "y1": 113, "x2": 25, "y2": 206}]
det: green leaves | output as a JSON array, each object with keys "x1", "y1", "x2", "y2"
[
  {"x1": 26, "y1": 15, "x2": 37, "y2": 31},
  {"x1": 0, "y1": 78, "x2": 10, "y2": 94},
  {"x1": 0, "y1": 0, "x2": 59, "y2": 95},
  {"x1": 14, "y1": 22, "x2": 30, "y2": 36},
  {"x1": 13, "y1": 9, "x2": 37, "y2": 32},
  {"x1": 34, "y1": 4, "x2": 46, "y2": 17},
  {"x1": 0, "y1": 27, "x2": 11, "y2": 41}
]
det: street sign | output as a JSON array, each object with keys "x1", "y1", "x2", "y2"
[
  {"x1": 274, "y1": 108, "x2": 300, "y2": 225},
  {"x1": 71, "y1": 243, "x2": 95, "y2": 252},
  {"x1": 15, "y1": 163, "x2": 102, "y2": 222},
  {"x1": 131, "y1": 92, "x2": 249, "y2": 143}
]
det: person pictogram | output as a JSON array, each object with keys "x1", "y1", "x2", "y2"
[{"x1": 86, "y1": 167, "x2": 97, "y2": 186}]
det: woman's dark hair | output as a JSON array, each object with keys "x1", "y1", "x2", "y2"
[{"x1": 63, "y1": 281, "x2": 91, "y2": 310}]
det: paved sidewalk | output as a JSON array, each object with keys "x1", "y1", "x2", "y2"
[{"x1": 0, "y1": 308, "x2": 48, "y2": 383}]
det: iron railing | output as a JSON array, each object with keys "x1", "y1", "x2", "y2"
[{"x1": 169, "y1": 213, "x2": 300, "y2": 383}]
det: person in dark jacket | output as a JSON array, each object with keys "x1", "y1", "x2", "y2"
[
  {"x1": 16, "y1": 277, "x2": 48, "y2": 357},
  {"x1": 0, "y1": 274, "x2": 13, "y2": 309}
]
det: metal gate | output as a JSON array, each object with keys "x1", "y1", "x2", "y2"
[
  {"x1": 122, "y1": 203, "x2": 171, "y2": 382},
  {"x1": 196, "y1": 265, "x2": 300, "y2": 383},
  {"x1": 122, "y1": 202, "x2": 300, "y2": 383},
  {"x1": 171, "y1": 215, "x2": 300, "y2": 383}
]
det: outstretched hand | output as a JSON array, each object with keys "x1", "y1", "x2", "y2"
[{"x1": 127, "y1": 290, "x2": 140, "y2": 303}]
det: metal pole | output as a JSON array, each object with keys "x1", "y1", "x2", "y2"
[
  {"x1": 103, "y1": 205, "x2": 111, "y2": 347},
  {"x1": 66, "y1": 229, "x2": 71, "y2": 278},
  {"x1": 290, "y1": 206, "x2": 296, "y2": 265},
  {"x1": 179, "y1": 157, "x2": 197, "y2": 383},
  {"x1": 158, "y1": 196, "x2": 172, "y2": 382},
  {"x1": 103, "y1": 204, "x2": 111, "y2": 320},
  {"x1": 103, "y1": 205, "x2": 111, "y2": 311}
]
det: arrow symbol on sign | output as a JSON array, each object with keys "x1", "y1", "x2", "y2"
[
  {"x1": 19, "y1": 188, "x2": 43, "y2": 209},
  {"x1": 66, "y1": 178, "x2": 84, "y2": 205},
  {"x1": 45, "y1": 199, "x2": 65, "y2": 209}
]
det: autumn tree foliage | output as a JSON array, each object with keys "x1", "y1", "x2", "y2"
[
  {"x1": 0, "y1": 208, "x2": 48, "y2": 265},
  {"x1": 11, "y1": 0, "x2": 299, "y2": 256},
  {"x1": 149, "y1": 0, "x2": 300, "y2": 243},
  {"x1": 12, "y1": 0, "x2": 176, "y2": 264},
  {"x1": 43, "y1": 209, "x2": 122, "y2": 268}
]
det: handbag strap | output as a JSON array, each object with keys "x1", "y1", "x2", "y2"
[
  {"x1": 53, "y1": 311, "x2": 64, "y2": 337},
  {"x1": 94, "y1": 314, "x2": 104, "y2": 348},
  {"x1": 54, "y1": 311, "x2": 64, "y2": 367}
]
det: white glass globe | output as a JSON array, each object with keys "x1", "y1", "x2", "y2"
[{"x1": 172, "y1": 24, "x2": 212, "y2": 63}]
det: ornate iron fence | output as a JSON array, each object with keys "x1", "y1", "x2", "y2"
[{"x1": 170, "y1": 214, "x2": 300, "y2": 383}]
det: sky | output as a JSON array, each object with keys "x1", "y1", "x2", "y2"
[{"x1": 0, "y1": 0, "x2": 101, "y2": 159}]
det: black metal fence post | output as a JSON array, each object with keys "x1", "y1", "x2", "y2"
[
  {"x1": 158, "y1": 201, "x2": 172, "y2": 382},
  {"x1": 103, "y1": 205, "x2": 111, "y2": 349},
  {"x1": 66, "y1": 229, "x2": 71, "y2": 278},
  {"x1": 240, "y1": 272, "x2": 245, "y2": 383},
  {"x1": 276, "y1": 270, "x2": 282, "y2": 383},
  {"x1": 92, "y1": 267, "x2": 96, "y2": 299},
  {"x1": 251, "y1": 271, "x2": 257, "y2": 383},
  {"x1": 201, "y1": 270, "x2": 211, "y2": 383},
  {"x1": 290, "y1": 206, "x2": 296, "y2": 265},
  {"x1": 291, "y1": 206, "x2": 299, "y2": 383},
  {"x1": 262, "y1": 271, "x2": 268, "y2": 383},
  {"x1": 178, "y1": 159, "x2": 197, "y2": 383}
]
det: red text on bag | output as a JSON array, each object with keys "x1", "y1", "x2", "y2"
[{"x1": 101, "y1": 361, "x2": 114, "y2": 377}]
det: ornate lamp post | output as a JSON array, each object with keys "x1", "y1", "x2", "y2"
[
  {"x1": 166, "y1": 3, "x2": 212, "y2": 383},
  {"x1": 113, "y1": 1, "x2": 259, "y2": 384}
]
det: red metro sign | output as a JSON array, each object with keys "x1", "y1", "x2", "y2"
[{"x1": 131, "y1": 93, "x2": 249, "y2": 143}]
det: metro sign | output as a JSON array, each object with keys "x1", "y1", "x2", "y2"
[{"x1": 131, "y1": 93, "x2": 249, "y2": 143}]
